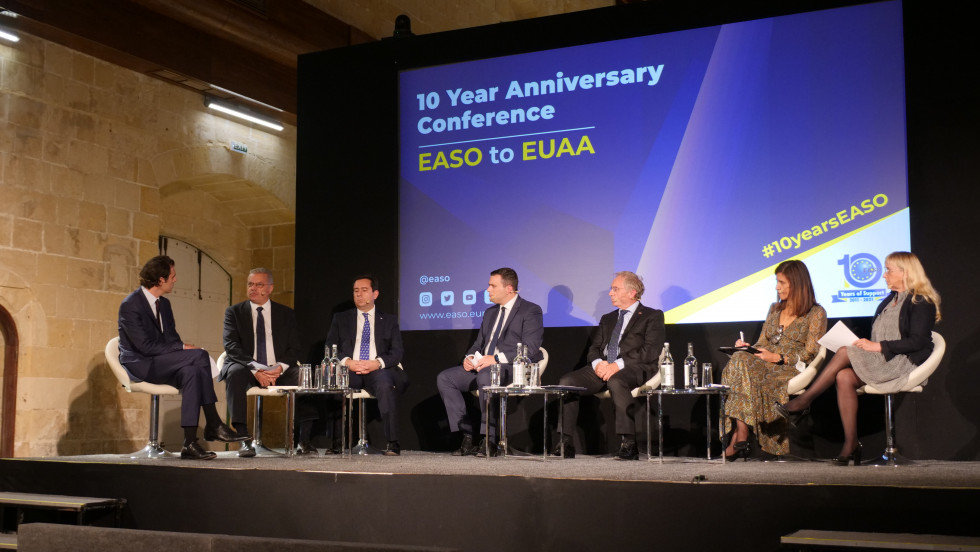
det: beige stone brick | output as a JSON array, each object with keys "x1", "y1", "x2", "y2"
[
  {"x1": 0, "y1": 215, "x2": 11, "y2": 247},
  {"x1": 42, "y1": 222, "x2": 68, "y2": 255},
  {"x1": 18, "y1": 408, "x2": 68, "y2": 443},
  {"x1": 66, "y1": 257, "x2": 105, "y2": 291},
  {"x1": 9, "y1": 126, "x2": 43, "y2": 159},
  {"x1": 269, "y1": 223, "x2": 295, "y2": 247},
  {"x1": 114, "y1": 180, "x2": 141, "y2": 211},
  {"x1": 2, "y1": 59, "x2": 43, "y2": 96},
  {"x1": 47, "y1": 164, "x2": 84, "y2": 198},
  {"x1": 7, "y1": 154, "x2": 45, "y2": 191},
  {"x1": 68, "y1": 139, "x2": 109, "y2": 176},
  {"x1": 56, "y1": 285, "x2": 84, "y2": 319},
  {"x1": 40, "y1": 71, "x2": 67, "y2": 107},
  {"x1": 0, "y1": 248, "x2": 37, "y2": 280},
  {"x1": 72, "y1": 51, "x2": 95, "y2": 84},
  {"x1": 78, "y1": 201, "x2": 107, "y2": 232},
  {"x1": 64, "y1": 79, "x2": 92, "y2": 111},
  {"x1": 7, "y1": 95, "x2": 46, "y2": 128},
  {"x1": 34, "y1": 253, "x2": 68, "y2": 286},
  {"x1": 81, "y1": 173, "x2": 116, "y2": 205},
  {"x1": 43, "y1": 135, "x2": 71, "y2": 167},
  {"x1": 251, "y1": 248, "x2": 274, "y2": 269},
  {"x1": 133, "y1": 212, "x2": 160, "y2": 241},
  {"x1": 108, "y1": 149, "x2": 138, "y2": 181},
  {"x1": 11, "y1": 218, "x2": 43, "y2": 251},
  {"x1": 44, "y1": 41, "x2": 73, "y2": 78},
  {"x1": 33, "y1": 283, "x2": 59, "y2": 315},
  {"x1": 140, "y1": 185, "x2": 161, "y2": 213},
  {"x1": 55, "y1": 196, "x2": 80, "y2": 227},
  {"x1": 106, "y1": 207, "x2": 131, "y2": 237},
  {"x1": 273, "y1": 245, "x2": 295, "y2": 270}
]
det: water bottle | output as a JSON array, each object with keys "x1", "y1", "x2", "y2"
[
  {"x1": 318, "y1": 344, "x2": 329, "y2": 390},
  {"x1": 660, "y1": 342, "x2": 674, "y2": 391},
  {"x1": 330, "y1": 344, "x2": 341, "y2": 388},
  {"x1": 522, "y1": 344, "x2": 533, "y2": 386},
  {"x1": 684, "y1": 342, "x2": 698, "y2": 390},
  {"x1": 512, "y1": 342, "x2": 526, "y2": 388}
]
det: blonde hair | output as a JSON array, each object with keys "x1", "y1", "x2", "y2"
[{"x1": 886, "y1": 251, "x2": 942, "y2": 322}]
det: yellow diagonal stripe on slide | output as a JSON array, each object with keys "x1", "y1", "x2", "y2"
[{"x1": 663, "y1": 209, "x2": 906, "y2": 324}]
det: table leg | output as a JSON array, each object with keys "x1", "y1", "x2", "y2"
[
  {"x1": 720, "y1": 392, "x2": 727, "y2": 465},
  {"x1": 646, "y1": 394, "x2": 651, "y2": 461},
  {"x1": 500, "y1": 394, "x2": 508, "y2": 457},
  {"x1": 658, "y1": 393, "x2": 664, "y2": 464},
  {"x1": 558, "y1": 392, "x2": 565, "y2": 460},
  {"x1": 542, "y1": 393, "x2": 548, "y2": 461},
  {"x1": 285, "y1": 391, "x2": 295, "y2": 458},
  {"x1": 705, "y1": 392, "x2": 712, "y2": 461},
  {"x1": 343, "y1": 391, "x2": 351, "y2": 458},
  {"x1": 484, "y1": 389, "x2": 491, "y2": 461}
]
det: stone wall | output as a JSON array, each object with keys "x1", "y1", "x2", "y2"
[{"x1": 0, "y1": 34, "x2": 297, "y2": 457}]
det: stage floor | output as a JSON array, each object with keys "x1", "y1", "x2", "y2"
[{"x1": 19, "y1": 450, "x2": 980, "y2": 489}]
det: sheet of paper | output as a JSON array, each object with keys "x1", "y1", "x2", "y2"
[{"x1": 818, "y1": 320, "x2": 860, "y2": 352}]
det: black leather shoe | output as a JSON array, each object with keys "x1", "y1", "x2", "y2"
[
  {"x1": 384, "y1": 441, "x2": 401, "y2": 456},
  {"x1": 295, "y1": 441, "x2": 318, "y2": 456},
  {"x1": 452, "y1": 434, "x2": 479, "y2": 456},
  {"x1": 831, "y1": 443, "x2": 862, "y2": 466},
  {"x1": 551, "y1": 435, "x2": 576, "y2": 459},
  {"x1": 181, "y1": 441, "x2": 217, "y2": 460},
  {"x1": 724, "y1": 441, "x2": 750, "y2": 461},
  {"x1": 774, "y1": 402, "x2": 810, "y2": 428},
  {"x1": 204, "y1": 423, "x2": 248, "y2": 442},
  {"x1": 238, "y1": 440, "x2": 256, "y2": 458},
  {"x1": 475, "y1": 437, "x2": 498, "y2": 457},
  {"x1": 614, "y1": 438, "x2": 639, "y2": 461}
]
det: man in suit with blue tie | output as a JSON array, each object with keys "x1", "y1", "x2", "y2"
[
  {"x1": 220, "y1": 267, "x2": 313, "y2": 457},
  {"x1": 311, "y1": 274, "x2": 408, "y2": 456},
  {"x1": 555, "y1": 271, "x2": 665, "y2": 460},
  {"x1": 117, "y1": 255, "x2": 246, "y2": 460},
  {"x1": 437, "y1": 267, "x2": 544, "y2": 457}
]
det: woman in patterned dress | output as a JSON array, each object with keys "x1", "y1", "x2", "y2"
[
  {"x1": 777, "y1": 252, "x2": 941, "y2": 465},
  {"x1": 721, "y1": 260, "x2": 827, "y2": 459}
]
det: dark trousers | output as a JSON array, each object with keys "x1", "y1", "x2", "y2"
[
  {"x1": 436, "y1": 364, "x2": 511, "y2": 440},
  {"x1": 349, "y1": 368, "x2": 410, "y2": 442},
  {"x1": 141, "y1": 348, "x2": 217, "y2": 427},
  {"x1": 559, "y1": 365, "x2": 647, "y2": 437},
  {"x1": 222, "y1": 362, "x2": 317, "y2": 431}
]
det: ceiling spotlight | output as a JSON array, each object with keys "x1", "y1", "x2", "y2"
[
  {"x1": 0, "y1": 28, "x2": 19, "y2": 42},
  {"x1": 204, "y1": 97, "x2": 283, "y2": 131}
]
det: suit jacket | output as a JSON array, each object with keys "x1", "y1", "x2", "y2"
[
  {"x1": 874, "y1": 291, "x2": 936, "y2": 366},
  {"x1": 220, "y1": 300, "x2": 302, "y2": 380},
  {"x1": 117, "y1": 288, "x2": 185, "y2": 381},
  {"x1": 325, "y1": 308, "x2": 404, "y2": 369},
  {"x1": 467, "y1": 296, "x2": 544, "y2": 363},
  {"x1": 587, "y1": 302, "x2": 665, "y2": 381}
]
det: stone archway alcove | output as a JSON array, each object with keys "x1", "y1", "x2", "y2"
[{"x1": 0, "y1": 304, "x2": 18, "y2": 458}]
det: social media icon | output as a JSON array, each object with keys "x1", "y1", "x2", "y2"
[
  {"x1": 484, "y1": 290, "x2": 492, "y2": 304},
  {"x1": 441, "y1": 291, "x2": 455, "y2": 306},
  {"x1": 419, "y1": 292, "x2": 432, "y2": 307},
  {"x1": 462, "y1": 290, "x2": 477, "y2": 305}
]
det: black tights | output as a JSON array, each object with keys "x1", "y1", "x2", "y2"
[{"x1": 783, "y1": 347, "x2": 864, "y2": 456}]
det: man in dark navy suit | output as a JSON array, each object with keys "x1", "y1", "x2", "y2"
[
  {"x1": 437, "y1": 267, "x2": 544, "y2": 457},
  {"x1": 556, "y1": 271, "x2": 665, "y2": 460},
  {"x1": 220, "y1": 267, "x2": 312, "y2": 457},
  {"x1": 303, "y1": 274, "x2": 407, "y2": 456},
  {"x1": 117, "y1": 255, "x2": 245, "y2": 460}
]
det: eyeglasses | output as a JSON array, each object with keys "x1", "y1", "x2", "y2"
[
  {"x1": 884, "y1": 268, "x2": 904, "y2": 274},
  {"x1": 246, "y1": 282, "x2": 267, "y2": 289}
]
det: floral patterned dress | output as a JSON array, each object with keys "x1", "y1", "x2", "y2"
[{"x1": 721, "y1": 302, "x2": 827, "y2": 455}]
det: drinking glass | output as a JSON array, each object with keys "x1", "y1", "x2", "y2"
[
  {"x1": 490, "y1": 364, "x2": 501, "y2": 387},
  {"x1": 701, "y1": 362, "x2": 713, "y2": 387},
  {"x1": 529, "y1": 362, "x2": 541, "y2": 387}
]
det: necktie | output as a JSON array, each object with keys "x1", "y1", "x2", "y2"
[
  {"x1": 359, "y1": 312, "x2": 371, "y2": 360},
  {"x1": 256, "y1": 306, "x2": 267, "y2": 365},
  {"x1": 486, "y1": 307, "x2": 506, "y2": 356},
  {"x1": 606, "y1": 309, "x2": 627, "y2": 362},
  {"x1": 155, "y1": 299, "x2": 163, "y2": 333}
]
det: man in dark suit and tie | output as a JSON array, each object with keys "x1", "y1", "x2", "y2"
[
  {"x1": 437, "y1": 267, "x2": 544, "y2": 457},
  {"x1": 117, "y1": 255, "x2": 246, "y2": 460},
  {"x1": 310, "y1": 274, "x2": 408, "y2": 455},
  {"x1": 555, "y1": 271, "x2": 665, "y2": 460},
  {"x1": 220, "y1": 267, "x2": 312, "y2": 457}
]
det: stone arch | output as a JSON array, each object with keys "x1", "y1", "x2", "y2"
[{"x1": 0, "y1": 304, "x2": 18, "y2": 457}]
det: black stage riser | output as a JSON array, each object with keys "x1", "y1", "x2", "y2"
[{"x1": 2, "y1": 459, "x2": 978, "y2": 552}]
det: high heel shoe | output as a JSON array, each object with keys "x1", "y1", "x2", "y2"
[
  {"x1": 725, "y1": 441, "x2": 750, "y2": 461},
  {"x1": 774, "y1": 402, "x2": 810, "y2": 427},
  {"x1": 831, "y1": 443, "x2": 862, "y2": 466}
]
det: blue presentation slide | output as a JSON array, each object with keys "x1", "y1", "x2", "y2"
[{"x1": 398, "y1": 1, "x2": 909, "y2": 330}]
